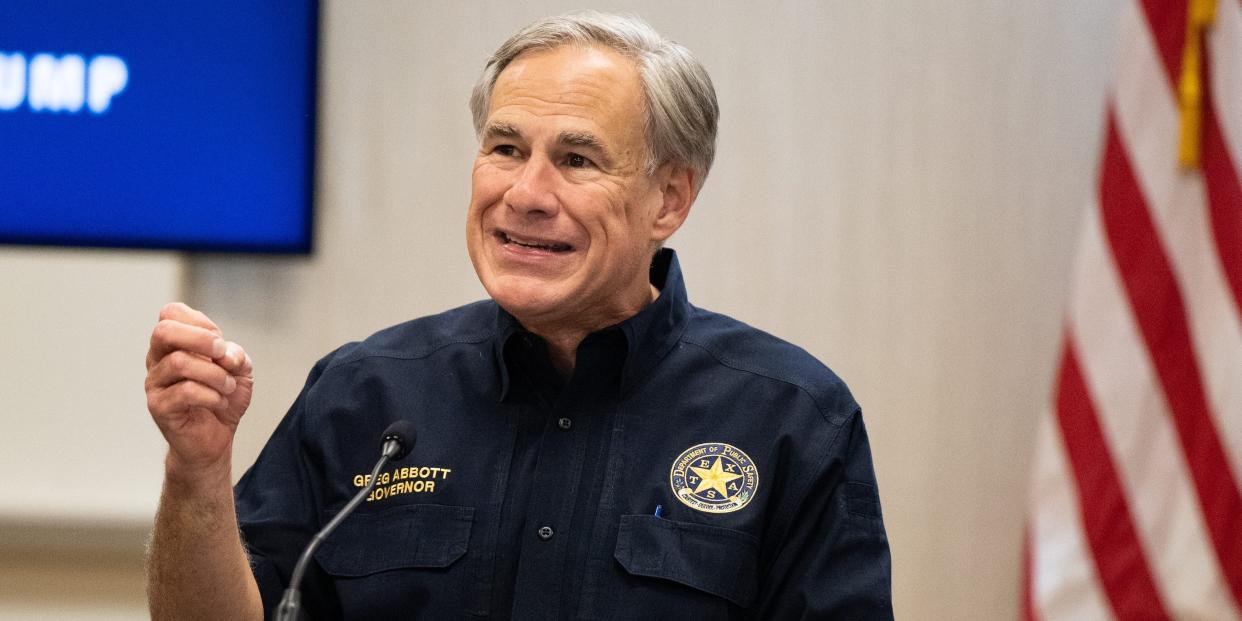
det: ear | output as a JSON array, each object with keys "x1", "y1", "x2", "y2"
[{"x1": 650, "y1": 165, "x2": 697, "y2": 243}]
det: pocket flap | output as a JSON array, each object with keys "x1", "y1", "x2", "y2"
[
  {"x1": 614, "y1": 514, "x2": 759, "y2": 607},
  {"x1": 315, "y1": 504, "x2": 473, "y2": 577}
]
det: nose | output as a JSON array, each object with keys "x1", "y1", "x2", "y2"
[{"x1": 503, "y1": 155, "x2": 560, "y2": 218}]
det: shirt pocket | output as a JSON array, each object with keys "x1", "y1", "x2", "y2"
[
  {"x1": 613, "y1": 514, "x2": 760, "y2": 610},
  {"x1": 316, "y1": 503, "x2": 472, "y2": 573},
  {"x1": 314, "y1": 503, "x2": 476, "y2": 617}
]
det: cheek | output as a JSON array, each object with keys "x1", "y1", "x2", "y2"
[
  {"x1": 471, "y1": 164, "x2": 510, "y2": 204},
  {"x1": 468, "y1": 174, "x2": 504, "y2": 225},
  {"x1": 576, "y1": 191, "x2": 646, "y2": 253},
  {"x1": 596, "y1": 184, "x2": 646, "y2": 226},
  {"x1": 614, "y1": 189, "x2": 661, "y2": 239}
]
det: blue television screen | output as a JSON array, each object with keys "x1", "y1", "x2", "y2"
[{"x1": 0, "y1": 1, "x2": 318, "y2": 253}]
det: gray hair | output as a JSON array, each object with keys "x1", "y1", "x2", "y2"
[{"x1": 469, "y1": 11, "x2": 719, "y2": 189}]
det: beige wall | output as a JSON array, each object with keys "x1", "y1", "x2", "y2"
[
  {"x1": 0, "y1": 250, "x2": 177, "y2": 619},
  {"x1": 0, "y1": 1, "x2": 1122, "y2": 618}
]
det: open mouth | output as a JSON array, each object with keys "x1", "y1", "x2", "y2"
[{"x1": 497, "y1": 231, "x2": 574, "y2": 252}]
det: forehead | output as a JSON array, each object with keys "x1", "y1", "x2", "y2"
[{"x1": 487, "y1": 44, "x2": 646, "y2": 146}]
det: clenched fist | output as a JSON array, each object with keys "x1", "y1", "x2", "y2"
[{"x1": 145, "y1": 302, "x2": 253, "y2": 477}]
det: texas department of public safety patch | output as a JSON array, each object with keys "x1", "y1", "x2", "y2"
[{"x1": 669, "y1": 442, "x2": 758, "y2": 514}]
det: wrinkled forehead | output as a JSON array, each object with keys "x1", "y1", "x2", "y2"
[{"x1": 487, "y1": 44, "x2": 648, "y2": 146}]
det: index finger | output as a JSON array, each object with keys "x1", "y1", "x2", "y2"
[
  {"x1": 148, "y1": 319, "x2": 226, "y2": 368},
  {"x1": 158, "y1": 302, "x2": 221, "y2": 335}
]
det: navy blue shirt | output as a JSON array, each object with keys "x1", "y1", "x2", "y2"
[{"x1": 235, "y1": 249, "x2": 892, "y2": 620}]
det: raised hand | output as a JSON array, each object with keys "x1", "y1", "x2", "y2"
[{"x1": 144, "y1": 302, "x2": 253, "y2": 476}]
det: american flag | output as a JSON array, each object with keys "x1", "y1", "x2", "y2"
[{"x1": 1024, "y1": 0, "x2": 1242, "y2": 618}]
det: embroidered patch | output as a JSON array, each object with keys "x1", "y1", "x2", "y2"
[
  {"x1": 669, "y1": 442, "x2": 758, "y2": 514},
  {"x1": 352, "y1": 465, "x2": 452, "y2": 503}
]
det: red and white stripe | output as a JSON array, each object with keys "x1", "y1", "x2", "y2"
[{"x1": 1025, "y1": 0, "x2": 1242, "y2": 618}]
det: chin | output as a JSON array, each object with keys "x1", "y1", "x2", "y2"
[{"x1": 484, "y1": 274, "x2": 568, "y2": 320}]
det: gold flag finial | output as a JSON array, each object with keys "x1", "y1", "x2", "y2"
[{"x1": 1178, "y1": 0, "x2": 1217, "y2": 169}]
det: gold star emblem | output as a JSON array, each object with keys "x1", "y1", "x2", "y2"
[{"x1": 690, "y1": 457, "x2": 743, "y2": 498}]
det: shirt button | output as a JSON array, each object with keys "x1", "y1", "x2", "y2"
[
  {"x1": 557, "y1": 417, "x2": 573, "y2": 430},
  {"x1": 537, "y1": 526, "x2": 554, "y2": 541}
]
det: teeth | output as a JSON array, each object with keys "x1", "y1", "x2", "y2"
[{"x1": 502, "y1": 232, "x2": 570, "y2": 251}]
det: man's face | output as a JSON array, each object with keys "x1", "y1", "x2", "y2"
[{"x1": 466, "y1": 44, "x2": 683, "y2": 332}]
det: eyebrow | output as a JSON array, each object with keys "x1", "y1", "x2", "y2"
[
  {"x1": 557, "y1": 130, "x2": 605, "y2": 151},
  {"x1": 482, "y1": 122, "x2": 522, "y2": 141},
  {"x1": 481, "y1": 123, "x2": 616, "y2": 166},
  {"x1": 558, "y1": 130, "x2": 615, "y2": 167}
]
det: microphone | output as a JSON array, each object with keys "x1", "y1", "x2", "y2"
[
  {"x1": 274, "y1": 420, "x2": 417, "y2": 621},
  {"x1": 380, "y1": 420, "x2": 416, "y2": 460}
]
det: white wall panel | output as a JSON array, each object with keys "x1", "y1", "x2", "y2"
[{"x1": 0, "y1": 249, "x2": 178, "y2": 524}]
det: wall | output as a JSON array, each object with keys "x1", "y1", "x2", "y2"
[
  {"x1": 0, "y1": 1, "x2": 1121, "y2": 618},
  {"x1": 0, "y1": 249, "x2": 178, "y2": 619}
]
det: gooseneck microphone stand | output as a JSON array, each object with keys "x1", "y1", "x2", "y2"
[{"x1": 274, "y1": 421, "x2": 415, "y2": 621}]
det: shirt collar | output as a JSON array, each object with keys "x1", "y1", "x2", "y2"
[{"x1": 492, "y1": 248, "x2": 691, "y2": 401}]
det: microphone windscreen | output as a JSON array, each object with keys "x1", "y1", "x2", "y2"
[{"x1": 381, "y1": 420, "x2": 417, "y2": 460}]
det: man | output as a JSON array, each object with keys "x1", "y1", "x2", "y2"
[{"x1": 144, "y1": 12, "x2": 892, "y2": 620}]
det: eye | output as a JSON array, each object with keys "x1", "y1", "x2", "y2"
[
  {"x1": 493, "y1": 144, "x2": 518, "y2": 157},
  {"x1": 566, "y1": 153, "x2": 592, "y2": 169}
]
